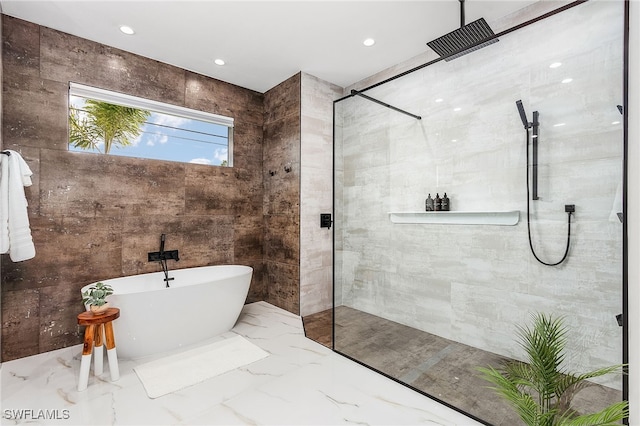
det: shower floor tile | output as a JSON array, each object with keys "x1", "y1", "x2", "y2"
[
  {"x1": 0, "y1": 302, "x2": 479, "y2": 426},
  {"x1": 303, "y1": 306, "x2": 624, "y2": 426}
]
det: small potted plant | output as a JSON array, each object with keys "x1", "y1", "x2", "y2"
[{"x1": 82, "y1": 282, "x2": 113, "y2": 315}]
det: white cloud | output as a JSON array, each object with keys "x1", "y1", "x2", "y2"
[
  {"x1": 213, "y1": 148, "x2": 228, "y2": 163},
  {"x1": 132, "y1": 133, "x2": 143, "y2": 147},
  {"x1": 128, "y1": 113, "x2": 186, "y2": 148},
  {"x1": 150, "y1": 112, "x2": 190, "y2": 129},
  {"x1": 189, "y1": 158, "x2": 212, "y2": 165},
  {"x1": 136, "y1": 128, "x2": 168, "y2": 147}
]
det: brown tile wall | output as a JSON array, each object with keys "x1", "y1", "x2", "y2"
[
  {"x1": 263, "y1": 73, "x2": 301, "y2": 315},
  {"x1": 0, "y1": 14, "x2": 3, "y2": 151},
  {"x1": 0, "y1": 15, "x2": 267, "y2": 361}
]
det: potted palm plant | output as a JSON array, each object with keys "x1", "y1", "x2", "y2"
[
  {"x1": 477, "y1": 313, "x2": 627, "y2": 426},
  {"x1": 82, "y1": 282, "x2": 113, "y2": 315}
]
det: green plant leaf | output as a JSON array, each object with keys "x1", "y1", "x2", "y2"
[
  {"x1": 555, "y1": 400, "x2": 628, "y2": 426},
  {"x1": 502, "y1": 361, "x2": 537, "y2": 391},
  {"x1": 478, "y1": 313, "x2": 625, "y2": 426},
  {"x1": 555, "y1": 365, "x2": 625, "y2": 413},
  {"x1": 82, "y1": 282, "x2": 114, "y2": 306},
  {"x1": 477, "y1": 365, "x2": 545, "y2": 425},
  {"x1": 70, "y1": 108, "x2": 103, "y2": 152},
  {"x1": 515, "y1": 313, "x2": 568, "y2": 405},
  {"x1": 69, "y1": 100, "x2": 150, "y2": 154}
]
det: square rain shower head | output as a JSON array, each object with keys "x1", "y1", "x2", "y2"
[{"x1": 427, "y1": 18, "x2": 499, "y2": 61}]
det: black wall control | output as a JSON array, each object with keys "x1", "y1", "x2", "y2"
[{"x1": 320, "y1": 213, "x2": 332, "y2": 229}]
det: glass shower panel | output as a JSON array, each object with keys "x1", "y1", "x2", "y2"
[{"x1": 334, "y1": 2, "x2": 624, "y2": 425}]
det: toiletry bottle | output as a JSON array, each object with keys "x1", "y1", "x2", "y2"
[
  {"x1": 435, "y1": 193, "x2": 442, "y2": 211},
  {"x1": 426, "y1": 194, "x2": 434, "y2": 211},
  {"x1": 442, "y1": 193, "x2": 450, "y2": 211}
]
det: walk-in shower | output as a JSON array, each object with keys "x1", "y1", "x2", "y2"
[{"x1": 333, "y1": 1, "x2": 626, "y2": 425}]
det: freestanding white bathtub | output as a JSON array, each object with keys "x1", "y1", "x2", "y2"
[{"x1": 80, "y1": 265, "x2": 252, "y2": 359}]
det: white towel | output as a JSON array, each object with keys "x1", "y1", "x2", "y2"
[
  {"x1": 0, "y1": 154, "x2": 9, "y2": 253},
  {"x1": 0, "y1": 150, "x2": 35, "y2": 262}
]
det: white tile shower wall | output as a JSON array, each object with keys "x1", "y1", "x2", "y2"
[
  {"x1": 336, "y1": 1, "x2": 623, "y2": 389},
  {"x1": 300, "y1": 73, "x2": 343, "y2": 317}
]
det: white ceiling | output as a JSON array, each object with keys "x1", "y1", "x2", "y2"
[{"x1": 0, "y1": 1, "x2": 540, "y2": 93}]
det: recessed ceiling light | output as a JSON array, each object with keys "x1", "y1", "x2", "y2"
[
  {"x1": 119, "y1": 25, "x2": 135, "y2": 35},
  {"x1": 453, "y1": 107, "x2": 461, "y2": 112},
  {"x1": 612, "y1": 121, "x2": 621, "y2": 125},
  {"x1": 214, "y1": 59, "x2": 225, "y2": 66},
  {"x1": 553, "y1": 122, "x2": 566, "y2": 127},
  {"x1": 549, "y1": 62, "x2": 562, "y2": 68},
  {"x1": 561, "y1": 78, "x2": 573, "y2": 84},
  {"x1": 435, "y1": 98, "x2": 443, "y2": 103},
  {"x1": 363, "y1": 38, "x2": 375, "y2": 47},
  {"x1": 451, "y1": 139, "x2": 457, "y2": 142}
]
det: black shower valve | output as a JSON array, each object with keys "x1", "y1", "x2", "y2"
[
  {"x1": 564, "y1": 204, "x2": 575, "y2": 213},
  {"x1": 320, "y1": 213, "x2": 332, "y2": 229},
  {"x1": 148, "y1": 249, "x2": 180, "y2": 262}
]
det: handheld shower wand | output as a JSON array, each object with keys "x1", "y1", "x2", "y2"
[
  {"x1": 516, "y1": 100, "x2": 539, "y2": 199},
  {"x1": 516, "y1": 100, "x2": 572, "y2": 267},
  {"x1": 516, "y1": 100, "x2": 530, "y2": 129}
]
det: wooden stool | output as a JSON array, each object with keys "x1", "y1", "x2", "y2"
[{"x1": 77, "y1": 307, "x2": 120, "y2": 391}]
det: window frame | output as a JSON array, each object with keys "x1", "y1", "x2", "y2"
[{"x1": 68, "y1": 82, "x2": 234, "y2": 166}]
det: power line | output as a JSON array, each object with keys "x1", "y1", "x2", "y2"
[
  {"x1": 144, "y1": 120, "x2": 228, "y2": 140},
  {"x1": 138, "y1": 129, "x2": 228, "y2": 148}
]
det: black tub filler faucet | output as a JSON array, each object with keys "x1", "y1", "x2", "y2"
[{"x1": 148, "y1": 234, "x2": 179, "y2": 287}]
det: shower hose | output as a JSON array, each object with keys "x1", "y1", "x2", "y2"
[{"x1": 525, "y1": 129, "x2": 572, "y2": 266}]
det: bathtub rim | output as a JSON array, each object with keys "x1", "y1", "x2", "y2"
[{"x1": 80, "y1": 264, "x2": 254, "y2": 296}]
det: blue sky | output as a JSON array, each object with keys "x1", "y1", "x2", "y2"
[{"x1": 69, "y1": 96, "x2": 230, "y2": 166}]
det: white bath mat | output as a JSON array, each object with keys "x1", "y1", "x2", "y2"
[{"x1": 134, "y1": 335, "x2": 269, "y2": 398}]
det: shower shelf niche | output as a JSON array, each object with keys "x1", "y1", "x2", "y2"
[{"x1": 388, "y1": 211, "x2": 520, "y2": 226}]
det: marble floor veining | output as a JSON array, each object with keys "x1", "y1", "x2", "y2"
[{"x1": 0, "y1": 302, "x2": 480, "y2": 426}]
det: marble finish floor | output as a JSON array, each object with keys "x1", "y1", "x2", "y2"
[
  {"x1": 303, "y1": 307, "x2": 623, "y2": 426},
  {"x1": 1, "y1": 302, "x2": 480, "y2": 426}
]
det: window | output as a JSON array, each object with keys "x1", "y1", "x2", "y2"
[{"x1": 68, "y1": 83, "x2": 233, "y2": 166}]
